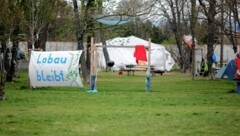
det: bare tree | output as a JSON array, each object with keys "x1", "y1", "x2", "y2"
[
  {"x1": 71, "y1": 0, "x2": 157, "y2": 80},
  {"x1": 190, "y1": 0, "x2": 198, "y2": 79},
  {"x1": 0, "y1": 0, "x2": 10, "y2": 100},
  {"x1": 198, "y1": 0, "x2": 217, "y2": 79},
  {"x1": 155, "y1": 0, "x2": 190, "y2": 72},
  {"x1": 22, "y1": 0, "x2": 57, "y2": 50},
  {"x1": 0, "y1": 0, "x2": 24, "y2": 99},
  {"x1": 72, "y1": 0, "x2": 89, "y2": 83},
  {"x1": 223, "y1": 0, "x2": 240, "y2": 53}
]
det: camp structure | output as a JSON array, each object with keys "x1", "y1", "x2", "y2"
[
  {"x1": 216, "y1": 59, "x2": 240, "y2": 93},
  {"x1": 216, "y1": 59, "x2": 236, "y2": 80},
  {"x1": 95, "y1": 36, "x2": 175, "y2": 72}
]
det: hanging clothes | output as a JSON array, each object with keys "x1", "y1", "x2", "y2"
[{"x1": 134, "y1": 45, "x2": 147, "y2": 64}]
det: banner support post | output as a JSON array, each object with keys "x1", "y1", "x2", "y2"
[
  {"x1": 87, "y1": 37, "x2": 98, "y2": 93},
  {"x1": 146, "y1": 38, "x2": 151, "y2": 92}
]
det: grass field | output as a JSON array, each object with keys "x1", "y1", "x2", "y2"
[{"x1": 0, "y1": 71, "x2": 240, "y2": 136}]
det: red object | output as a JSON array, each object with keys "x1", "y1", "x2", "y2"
[
  {"x1": 183, "y1": 36, "x2": 193, "y2": 49},
  {"x1": 134, "y1": 45, "x2": 147, "y2": 64},
  {"x1": 236, "y1": 54, "x2": 240, "y2": 70},
  {"x1": 235, "y1": 53, "x2": 240, "y2": 78},
  {"x1": 118, "y1": 71, "x2": 123, "y2": 75}
]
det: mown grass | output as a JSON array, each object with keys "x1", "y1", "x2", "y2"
[{"x1": 0, "y1": 71, "x2": 240, "y2": 136}]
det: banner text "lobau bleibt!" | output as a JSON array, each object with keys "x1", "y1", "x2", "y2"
[{"x1": 36, "y1": 53, "x2": 67, "y2": 81}]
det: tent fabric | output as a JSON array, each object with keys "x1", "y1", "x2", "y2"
[
  {"x1": 134, "y1": 45, "x2": 147, "y2": 64},
  {"x1": 216, "y1": 59, "x2": 236, "y2": 80},
  {"x1": 96, "y1": 36, "x2": 175, "y2": 71}
]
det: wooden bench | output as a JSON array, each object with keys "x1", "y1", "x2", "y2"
[
  {"x1": 121, "y1": 65, "x2": 165, "y2": 76},
  {"x1": 121, "y1": 65, "x2": 148, "y2": 75}
]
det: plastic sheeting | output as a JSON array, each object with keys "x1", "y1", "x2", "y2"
[
  {"x1": 96, "y1": 36, "x2": 175, "y2": 71},
  {"x1": 96, "y1": 15, "x2": 133, "y2": 26},
  {"x1": 97, "y1": 18, "x2": 132, "y2": 26}
]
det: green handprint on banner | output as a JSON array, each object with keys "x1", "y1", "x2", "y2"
[{"x1": 66, "y1": 52, "x2": 81, "y2": 86}]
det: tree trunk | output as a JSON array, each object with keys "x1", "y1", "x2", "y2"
[
  {"x1": 207, "y1": 20, "x2": 215, "y2": 79},
  {"x1": 35, "y1": 23, "x2": 50, "y2": 51},
  {"x1": 0, "y1": 70, "x2": 6, "y2": 100},
  {"x1": 0, "y1": 41, "x2": 6, "y2": 100},
  {"x1": 99, "y1": 29, "x2": 110, "y2": 71},
  {"x1": 198, "y1": 0, "x2": 217, "y2": 79},
  {"x1": 207, "y1": 0, "x2": 217, "y2": 79},
  {"x1": 174, "y1": 30, "x2": 188, "y2": 73},
  {"x1": 228, "y1": 9, "x2": 238, "y2": 53},
  {"x1": 85, "y1": 0, "x2": 95, "y2": 73},
  {"x1": 73, "y1": 0, "x2": 89, "y2": 83},
  {"x1": 5, "y1": 40, "x2": 18, "y2": 82},
  {"x1": 169, "y1": 0, "x2": 188, "y2": 73},
  {"x1": 190, "y1": 0, "x2": 196, "y2": 80}
]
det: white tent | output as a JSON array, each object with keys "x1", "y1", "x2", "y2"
[{"x1": 95, "y1": 36, "x2": 175, "y2": 71}]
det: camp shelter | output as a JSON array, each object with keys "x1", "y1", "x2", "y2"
[
  {"x1": 216, "y1": 59, "x2": 236, "y2": 80},
  {"x1": 95, "y1": 36, "x2": 175, "y2": 72}
]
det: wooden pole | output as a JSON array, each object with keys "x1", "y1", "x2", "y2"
[
  {"x1": 90, "y1": 37, "x2": 95, "y2": 74},
  {"x1": 146, "y1": 38, "x2": 151, "y2": 92},
  {"x1": 95, "y1": 45, "x2": 150, "y2": 49},
  {"x1": 148, "y1": 38, "x2": 151, "y2": 72},
  {"x1": 28, "y1": 50, "x2": 33, "y2": 89},
  {"x1": 89, "y1": 37, "x2": 97, "y2": 91}
]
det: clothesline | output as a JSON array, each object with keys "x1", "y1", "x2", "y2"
[
  {"x1": 94, "y1": 44, "x2": 150, "y2": 49},
  {"x1": 89, "y1": 37, "x2": 152, "y2": 92}
]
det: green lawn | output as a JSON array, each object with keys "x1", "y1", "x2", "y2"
[{"x1": 0, "y1": 71, "x2": 240, "y2": 136}]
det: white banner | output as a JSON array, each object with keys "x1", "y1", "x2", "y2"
[{"x1": 29, "y1": 50, "x2": 83, "y2": 87}]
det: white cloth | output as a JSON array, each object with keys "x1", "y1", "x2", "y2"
[{"x1": 29, "y1": 50, "x2": 83, "y2": 87}]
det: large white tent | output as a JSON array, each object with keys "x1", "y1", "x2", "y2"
[{"x1": 95, "y1": 36, "x2": 175, "y2": 71}]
